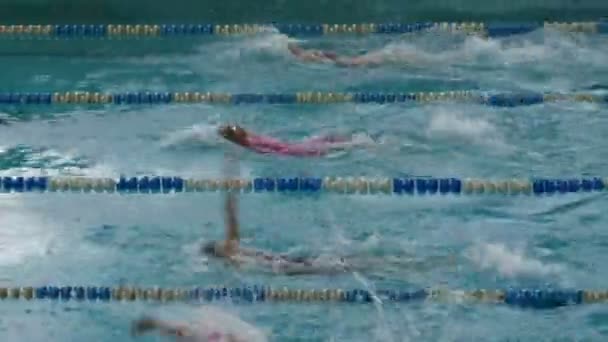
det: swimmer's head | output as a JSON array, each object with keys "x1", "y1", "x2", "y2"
[
  {"x1": 307, "y1": 50, "x2": 337, "y2": 61},
  {"x1": 201, "y1": 241, "x2": 218, "y2": 256},
  {"x1": 287, "y1": 43, "x2": 337, "y2": 62},
  {"x1": 219, "y1": 124, "x2": 248, "y2": 145},
  {"x1": 287, "y1": 42, "x2": 304, "y2": 55}
]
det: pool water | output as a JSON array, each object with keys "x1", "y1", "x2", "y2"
[{"x1": 1, "y1": 29, "x2": 608, "y2": 341}]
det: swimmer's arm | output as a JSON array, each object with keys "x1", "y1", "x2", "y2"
[
  {"x1": 224, "y1": 192, "x2": 240, "y2": 253},
  {"x1": 131, "y1": 317, "x2": 191, "y2": 337},
  {"x1": 276, "y1": 263, "x2": 331, "y2": 276},
  {"x1": 334, "y1": 57, "x2": 354, "y2": 67},
  {"x1": 158, "y1": 323, "x2": 192, "y2": 338},
  {"x1": 287, "y1": 43, "x2": 311, "y2": 61},
  {"x1": 287, "y1": 43, "x2": 334, "y2": 63},
  {"x1": 335, "y1": 54, "x2": 382, "y2": 67},
  {"x1": 287, "y1": 42, "x2": 303, "y2": 56},
  {"x1": 282, "y1": 268, "x2": 323, "y2": 276}
]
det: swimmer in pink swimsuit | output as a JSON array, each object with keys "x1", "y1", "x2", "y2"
[
  {"x1": 287, "y1": 42, "x2": 383, "y2": 67},
  {"x1": 132, "y1": 315, "x2": 256, "y2": 342},
  {"x1": 218, "y1": 124, "x2": 351, "y2": 157}
]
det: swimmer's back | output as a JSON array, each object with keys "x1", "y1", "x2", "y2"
[
  {"x1": 234, "y1": 247, "x2": 349, "y2": 275},
  {"x1": 244, "y1": 133, "x2": 349, "y2": 156},
  {"x1": 236, "y1": 247, "x2": 313, "y2": 266},
  {"x1": 185, "y1": 306, "x2": 268, "y2": 342}
]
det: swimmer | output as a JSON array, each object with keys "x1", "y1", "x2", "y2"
[
  {"x1": 287, "y1": 42, "x2": 339, "y2": 63},
  {"x1": 132, "y1": 307, "x2": 267, "y2": 342},
  {"x1": 201, "y1": 190, "x2": 454, "y2": 276},
  {"x1": 201, "y1": 190, "x2": 352, "y2": 275},
  {"x1": 218, "y1": 124, "x2": 358, "y2": 157},
  {"x1": 132, "y1": 316, "x2": 205, "y2": 341},
  {"x1": 201, "y1": 157, "x2": 455, "y2": 276},
  {"x1": 287, "y1": 42, "x2": 384, "y2": 67}
]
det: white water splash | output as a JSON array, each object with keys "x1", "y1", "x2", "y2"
[
  {"x1": 465, "y1": 242, "x2": 563, "y2": 278},
  {"x1": 186, "y1": 306, "x2": 268, "y2": 342},
  {"x1": 160, "y1": 123, "x2": 223, "y2": 149},
  {"x1": 426, "y1": 108, "x2": 512, "y2": 152},
  {"x1": 428, "y1": 110, "x2": 496, "y2": 139},
  {"x1": 237, "y1": 32, "x2": 293, "y2": 57},
  {"x1": 458, "y1": 34, "x2": 552, "y2": 64},
  {"x1": 0, "y1": 196, "x2": 56, "y2": 268},
  {"x1": 193, "y1": 32, "x2": 293, "y2": 62},
  {"x1": 351, "y1": 272, "x2": 397, "y2": 342}
]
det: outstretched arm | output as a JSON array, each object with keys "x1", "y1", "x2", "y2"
[
  {"x1": 224, "y1": 191, "x2": 240, "y2": 253},
  {"x1": 131, "y1": 317, "x2": 191, "y2": 338},
  {"x1": 334, "y1": 54, "x2": 383, "y2": 67},
  {"x1": 221, "y1": 154, "x2": 241, "y2": 255},
  {"x1": 287, "y1": 42, "x2": 304, "y2": 56},
  {"x1": 287, "y1": 42, "x2": 338, "y2": 63}
]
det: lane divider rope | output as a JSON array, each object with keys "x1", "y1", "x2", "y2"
[
  {"x1": 1, "y1": 176, "x2": 606, "y2": 196},
  {"x1": 0, "y1": 21, "x2": 605, "y2": 39},
  {"x1": 0, "y1": 91, "x2": 605, "y2": 107},
  {"x1": 1, "y1": 285, "x2": 607, "y2": 309}
]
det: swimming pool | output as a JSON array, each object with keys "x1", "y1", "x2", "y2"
[{"x1": 1, "y1": 23, "x2": 608, "y2": 341}]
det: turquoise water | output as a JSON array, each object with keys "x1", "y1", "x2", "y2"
[
  {"x1": 2, "y1": 0, "x2": 607, "y2": 23},
  {"x1": 1, "y1": 30, "x2": 608, "y2": 340}
]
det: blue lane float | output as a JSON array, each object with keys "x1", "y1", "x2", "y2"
[
  {"x1": 485, "y1": 23, "x2": 541, "y2": 38},
  {"x1": 1, "y1": 285, "x2": 605, "y2": 309},
  {"x1": 1, "y1": 176, "x2": 607, "y2": 196},
  {"x1": 0, "y1": 91, "x2": 605, "y2": 107},
  {"x1": 485, "y1": 93, "x2": 544, "y2": 107}
]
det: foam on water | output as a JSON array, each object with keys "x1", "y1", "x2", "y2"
[
  {"x1": 465, "y1": 241, "x2": 564, "y2": 279},
  {"x1": 160, "y1": 123, "x2": 224, "y2": 149},
  {"x1": 0, "y1": 196, "x2": 55, "y2": 270},
  {"x1": 427, "y1": 109, "x2": 497, "y2": 140}
]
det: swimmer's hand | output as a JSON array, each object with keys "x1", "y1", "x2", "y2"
[
  {"x1": 131, "y1": 316, "x2": 159, "y2": 336},
  {"x1": 132, "y1": 317, "x2": 192, "y2": 338}
]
